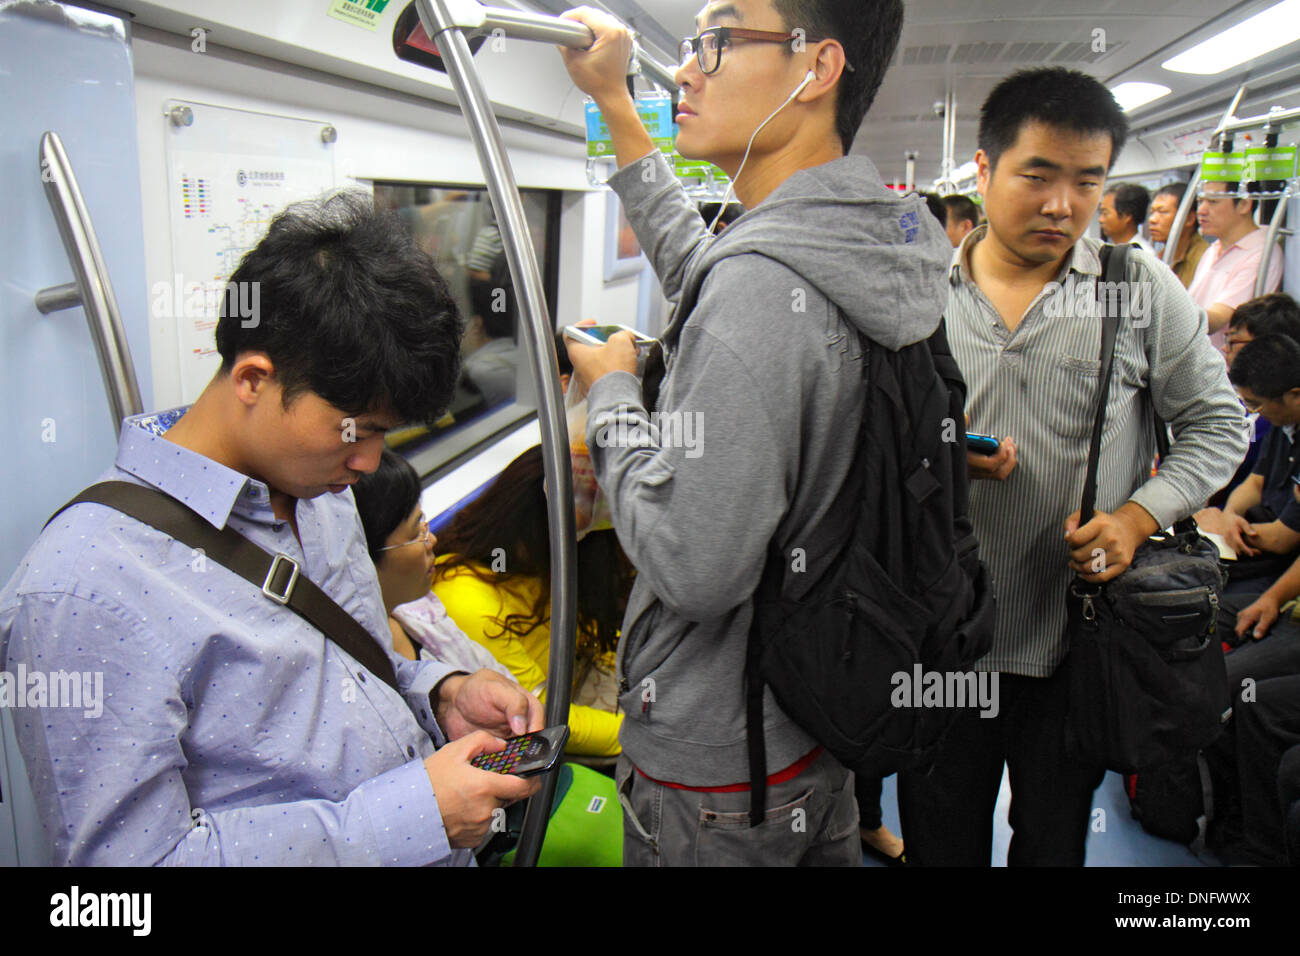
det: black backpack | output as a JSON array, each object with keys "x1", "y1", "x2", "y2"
[{"x1": 744, "y1": 320, "x2": 997, "y2": 824}]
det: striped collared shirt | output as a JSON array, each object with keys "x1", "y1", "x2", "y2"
[{"x1": 946, "y1": 226, "x2": 1248, "y2": 676}]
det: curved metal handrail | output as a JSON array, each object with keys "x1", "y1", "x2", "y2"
[
  {"x1": 34, "y1": 130, "x2": 143, "y2": 433},
  {"x1": 416, "y1": 0, "x2": 585, "y2": 869}
]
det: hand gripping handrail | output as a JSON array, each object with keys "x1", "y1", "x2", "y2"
[{"x1": 34, "y1": 130, "x2": 144, "y2": 434}]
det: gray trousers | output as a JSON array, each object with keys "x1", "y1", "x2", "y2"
[{"x1": 615, "y1": 750, "x2": 860, "y2": 866}]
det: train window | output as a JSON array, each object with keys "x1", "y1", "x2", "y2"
[{"x1": 372, "y1": 183, "x2": 561, "y2": 479}]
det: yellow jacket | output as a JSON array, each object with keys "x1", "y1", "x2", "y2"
[{"x1": 432, "y1": 560, "x2": 622, "y2": 757}]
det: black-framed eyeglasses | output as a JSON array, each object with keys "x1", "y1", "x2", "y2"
[
  {"x1": 378, "y1": 513, "x2": 431, "y2": 552},
  {"x1": 678, "y1": 26, "x2": 855, "y2": 76}
]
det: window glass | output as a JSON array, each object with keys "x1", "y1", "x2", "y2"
[{"x1": 372, "y1": 183, "x2": 559, "y2": 475}]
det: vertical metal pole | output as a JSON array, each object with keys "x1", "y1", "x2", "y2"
[
  {"x1": 415, "y1": 0, "x2": 578, "y2": 868},
  {"x1": 1163, "y1": 166, "x2": 1200, "y2": 267},
  {"x1": 1254, "y1": 189, "x2": 1288, "y2": 297}
]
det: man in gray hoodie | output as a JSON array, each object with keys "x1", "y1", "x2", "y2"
[{"x1": 558, "y1": 0, "x2": 951, "y2": 865}]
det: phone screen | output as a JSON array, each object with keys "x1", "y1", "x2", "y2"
[
  {"x1": 580, "y1": 326, "x2": 627, "y2": 344},
  {"x1": 469, "y1": 726, "x2": 569, "y2": 777},
  {"x1": 564, "y1": 324, "x2": 655, "y2": 348}
]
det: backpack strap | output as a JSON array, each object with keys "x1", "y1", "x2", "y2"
[
  {"x1": 46, "y1": 481, "x2": 400, "y2": 693},
  {"x1": 746, "y1": 541, "x2": 788, "y2": 826}
]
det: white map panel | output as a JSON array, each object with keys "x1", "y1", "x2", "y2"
[{"x1": 163, "y1": 100, "x2": 343, "y2": 400}]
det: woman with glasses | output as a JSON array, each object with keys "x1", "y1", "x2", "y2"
[{"x1": 354, "y1": 448, "x2": 516, "y2": 679}]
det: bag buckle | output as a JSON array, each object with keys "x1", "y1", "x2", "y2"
[{"x1": 262, "y1": 553, "x2": 300, "y2": 605}]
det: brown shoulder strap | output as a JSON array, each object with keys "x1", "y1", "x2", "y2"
[{"x1": 47, "y1": 481, "x2": 400, "y2": 692}]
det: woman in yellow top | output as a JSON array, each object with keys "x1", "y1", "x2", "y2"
[{"x1": 433, "y1": 446, "x2": 632, "y2": 758}]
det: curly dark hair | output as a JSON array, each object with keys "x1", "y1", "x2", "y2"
[{"x1": 435, "y1": 446, "x2": 633, "y2": 657}]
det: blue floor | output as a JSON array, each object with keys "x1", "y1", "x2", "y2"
[{"x1": 862, "y1": 770, "x2": 1222, "y2": 867}]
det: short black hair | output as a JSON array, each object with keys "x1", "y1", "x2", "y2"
[
  {"x1": 1106, "y1": 182, "x2": 1149, "y2": 227},
  {"x1": 215, "y1": 191, "x2": 464, "y2": 426},
  {"x1": 1228, "y1": 293, "x2": 1300, "y2": 341},
  {"x1": 921, "y1": 192, "x2": 946, "y2": 225},
  {"x1": 978, "y1": 68, "x2": 1128, "y2": 172},
  {"x1": 1155, "y1": 181, "x2": 1188, "y2": 204},
  {"x1": 353, "y1": 447, "x2": 423, "y2": 563},
  {"x1": 1229, "y1": 332, "x2": 1300, "y2": 398},
  {"x1": 773, "y1": 0, "x2": 904, "y2": 152},
  {"x1": 942, "y1": 194, "x2": 980, "y2": 229},
  {"x1": 468, "y1": 252, "x2": 515, "y2": 340}
]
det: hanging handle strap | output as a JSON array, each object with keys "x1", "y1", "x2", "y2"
[{"x1": 47, "y1": 481, "x2": 401, "y2": 692}]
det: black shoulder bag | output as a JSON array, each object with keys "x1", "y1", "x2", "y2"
[{"x1": 1064, "y1": 244, "x2": 1231, "y2": 772}]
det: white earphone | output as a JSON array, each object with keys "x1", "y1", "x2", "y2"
[{"x1": 709, "y1": 71, "x2": 818, "y2": 233}]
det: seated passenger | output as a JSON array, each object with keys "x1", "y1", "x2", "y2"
[
  {"x1": 1203, "y1": 476, "x2": 1300, "y2": 865},
  {"x1": 1189, "y1": 181, "x2": 1285, "y2": 346},
  {"x1": 1198, "y1": 293, "x2": 1300, "y2": 506},
  {"x1": 354, "y1": 447, "x2": 516, "y2": 680},
  {"x1": 0, "y1": 192, "x2": 542, "y2": 865},
  {"x1": 1147, "y1": 182, "x2": 1210, "y2": 288},
  {"x1": 1207, "y1": 671, "x2": 1300, "y2": 866},
  {"x1": 433, "y1": 445, "x2": 631, "y2": 759},
  {"x1": 1214, "y1": 334, "x2": 1300, "y2": 592}
]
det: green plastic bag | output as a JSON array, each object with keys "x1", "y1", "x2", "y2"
[{"x1": 498, "y1": 763, "x2": 623, "y2": 867}]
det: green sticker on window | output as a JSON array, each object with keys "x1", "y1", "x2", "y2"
[{"x1": 328, "y1": 0, "x2": 391, "y2": 31}]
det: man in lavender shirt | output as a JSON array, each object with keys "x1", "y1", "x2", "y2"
[{"x1": 0, "y1": 192, "x2": 542, "y2": 865}]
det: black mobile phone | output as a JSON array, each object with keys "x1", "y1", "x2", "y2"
[
  {"x1": 469, "y1": 725, "x2": 569, "y2": 777},
  {"x1": 966, "y1": 432, "x2": 1001, "y2": 456}
]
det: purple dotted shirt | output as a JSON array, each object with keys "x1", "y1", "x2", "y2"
[{"x1": 0, "y1": 407, "x2": 471, "y2": 865}]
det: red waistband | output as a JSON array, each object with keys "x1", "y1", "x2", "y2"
[{"x1": 634, "y1": 746, "x2": 824, "y2": 793}]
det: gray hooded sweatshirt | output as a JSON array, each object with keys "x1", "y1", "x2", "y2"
[{"x1": 585, "y1": 148, "x2": 952, "y2": 785}]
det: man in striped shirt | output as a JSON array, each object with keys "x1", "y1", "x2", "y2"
[{"x1": 898, "y1": 68, "x2": 1248, "y2": 866}]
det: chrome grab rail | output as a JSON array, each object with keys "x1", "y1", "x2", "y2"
[
  {"x1": 415, "y1": 0, "x2": 583, "y2": 868},
  {"x1": 474, "y1": 3, "x2": 679, "y2": 91},
  {"x1": 34, "y1": 130, "x2": 143, "y2": 433},
  {"x1": 1255, "y1": 187, "x2": 1290, "y2": 297}
]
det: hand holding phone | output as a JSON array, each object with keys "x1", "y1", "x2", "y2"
[
  {"x1": 563, "y1": 324, "x2": 657, "y2": 351},
  {"x1": 968, "y1": 435, "x2": 1017, "y2": 481},
  {"x1": 423, "y1": 731, "x2": 543, "y2": 848},
  {"x1": 966, "y1": 432, "x2": 1001, "y2": 456}
]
